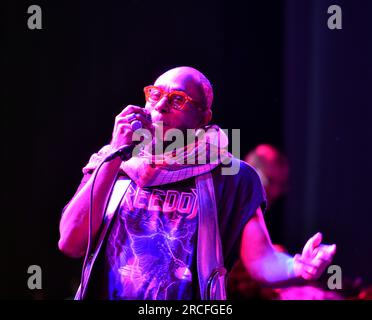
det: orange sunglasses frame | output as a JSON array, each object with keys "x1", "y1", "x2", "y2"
[{"x1": 144, "y1": 85, "x2": 202, "y2": 110}]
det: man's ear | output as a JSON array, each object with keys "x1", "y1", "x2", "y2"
[{"x1": 200, "y1": 109, "x2": 212, "y2": 126}]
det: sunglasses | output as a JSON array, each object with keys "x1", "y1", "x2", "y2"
[{"x1": 144, "y1": 85, "x2": 203, "y2": 111}]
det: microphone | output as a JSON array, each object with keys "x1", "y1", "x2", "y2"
[
  {"x1": 130, "y1": 119, "x2": 143, "y2": 131},
  {"x1": 103, "y1": 117, "x2": 150, "y2": 162}
]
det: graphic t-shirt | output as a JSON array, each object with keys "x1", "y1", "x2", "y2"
[
  {"x1": 70, "y1": 156, "x2": 267, "y2": 300},
  {"x1": 100, "y1": 178, "x2": 198, "y2": 300}
]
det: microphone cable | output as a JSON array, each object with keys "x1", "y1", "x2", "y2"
[
  {"x1": 78, "y1": 118, "x2": 148, "y2": 299},
  {"x1": 79, "y1": 157, "x2": 106, "y2": 300}
]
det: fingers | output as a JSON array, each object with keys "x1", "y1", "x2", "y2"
[
  {"x1": 327, "y1": 244, "x2": 337, "y2": 255},
  {"x1": 312, "y1": 244, "x2": 336, "y2": 267},
  {"x1": 126, "y1": 113, "x2": 153, "y2": 130},
  {"x1": 115, "y1": 106, "x2": 152, "y2": 131},
  {"x1": 294, "y1": 257, "x2": 323, "y2": 280},
  {"x1": 111, "y1": 105, "x2": 153, "y2": 149},
  {"x1": 117, "y1": 105, "x2": 149, "y2": 118},
  {"x1": 296, "y1": 242, "x2": 337, "y2": 281},
  {"x1": 312, "y1": 232, "x2": 323, "y2": 248},
  {"x1": 316, "y1": 244, "x2": 336, "y2": 257},
  {"x1": 302, "y1": 232, "x2": 323, "y2": 259},
  {"x1": 113, "y1": 122, "x2": 132, "y2": 139},
  {"x1": 302, "y1": 270, "x2": 319, "y2": 280}
]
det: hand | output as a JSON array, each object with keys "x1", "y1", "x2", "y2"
[
  {"x1": 293, "y1": 232, "x2": 336, "y2": 281},
  {"x1": 110, "y1": 105, "x2": 152, "y2": 150}
]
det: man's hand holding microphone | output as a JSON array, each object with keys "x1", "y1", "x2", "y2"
[{"x1": 105, "y1": 105, "x2": 152, "y2": 162}]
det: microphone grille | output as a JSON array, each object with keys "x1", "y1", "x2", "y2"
[{"x1": 130, "y1": 120, "x2": 143, "y2": 131}]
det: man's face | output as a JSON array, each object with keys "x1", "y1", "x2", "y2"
[{"x1": 145, "y1": 68, "x2": 210, "y2": 134}]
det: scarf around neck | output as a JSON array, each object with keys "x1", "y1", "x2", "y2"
[{"x1": 83, "y1": 124, "x2": 232, "y2": 188}]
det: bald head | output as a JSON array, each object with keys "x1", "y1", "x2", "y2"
[{"x1": 155, "y1": 66, "x2": 213, "y2": 110}]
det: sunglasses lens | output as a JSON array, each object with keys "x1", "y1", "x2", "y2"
[
  {"x1": 169, "y1": 93, "x2": 186, "y2": 109},
  {"x1": 147, "y1": 87, "x2": 162, "y2": 103}
]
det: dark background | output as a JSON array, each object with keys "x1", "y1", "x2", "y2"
[{"x1": 2, "y1": 0, "x2": 371, "y2": 299}]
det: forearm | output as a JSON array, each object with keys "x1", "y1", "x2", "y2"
[
  {"x1": 58, "y1": 157, "x2": 122, "y2": 257},
  {"x1": 247, "y1": 251, "x2": 302, "y2": 287}
]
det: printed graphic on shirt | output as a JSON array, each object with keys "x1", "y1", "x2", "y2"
[{"x1": 103, "y1": 180, "x2": 198, "y2": 300}]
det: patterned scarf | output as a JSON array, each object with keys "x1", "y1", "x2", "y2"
[{"x1": 83, "y1": 125, "x2": 232, "y2": 188}]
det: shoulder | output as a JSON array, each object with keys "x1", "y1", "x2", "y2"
[
  {"x1": 213, "y1": 157, "x2": 263, "y2": 184},
  {"x1": 211, "y1": 157, "x2": 266, "y2": 206}
]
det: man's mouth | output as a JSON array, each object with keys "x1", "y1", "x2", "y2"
[{"x1": 153, "y1": 120, "x2": 169, "y2": 128}]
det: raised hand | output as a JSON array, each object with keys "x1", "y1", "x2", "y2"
[
  {"x1": 293, "y1": 232, "x2": 337, "y2": 281},
  {"x1": 111, "y1": 105, "x2": 152, "y2": 150}
]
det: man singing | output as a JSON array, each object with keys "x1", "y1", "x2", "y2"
[{"x1": 59, "y1": 66, "x2": 336, "y2": 300}]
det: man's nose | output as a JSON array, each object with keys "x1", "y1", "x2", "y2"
[{"x1": 154, "y1": 96, "x2": 170, "y2": 113}]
